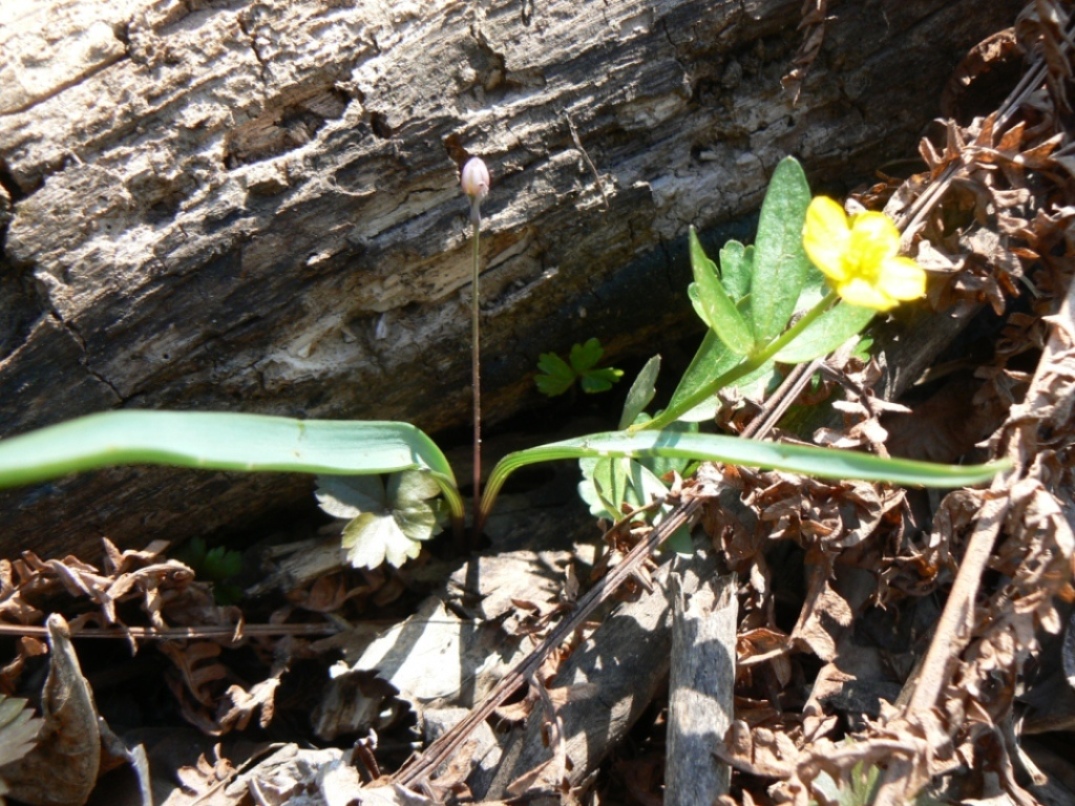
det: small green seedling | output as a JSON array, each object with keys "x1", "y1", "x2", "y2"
[
  {"x1": 173, "y1": 537, "x2": 244, "y2": 604},
  {"x1": 535, "y1": 337, "x2": 625, "y2": 396}
]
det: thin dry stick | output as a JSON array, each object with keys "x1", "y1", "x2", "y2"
[
  {"x1": 0, "y1": 622, "x2": 344, "y2": 641},
  {"x1": 565, "y1": 112, "x2": 609, "y2": 211},
  {"x1": 391, "y1": 496, "x2": 702, "y2": 789},
  {"x1": 740, "y1": 358, "x2": 822, "y2": 440}
]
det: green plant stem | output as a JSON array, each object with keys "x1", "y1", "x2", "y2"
[
  {"x1": 638, "y1": 290, "x2": 840, "y2": 431},
  {"x1": 470, "y1": 207, "x2": 484, "y2": 540}
]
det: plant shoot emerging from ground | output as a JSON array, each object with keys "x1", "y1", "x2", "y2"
[
  {"x1": 461, "y1": 156, "x2": 490, "y2": 536},
  {"x1": 0, "y1": 156, "x2": 1003, "y2": 571}
]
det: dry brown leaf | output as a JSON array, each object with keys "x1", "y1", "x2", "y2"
[{"x1": 0, "y1": 615, "x2": 100, "y2": 806}]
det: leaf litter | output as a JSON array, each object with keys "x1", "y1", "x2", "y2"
[{"x1": 0, "y1": 2, "x2": 1074, "y2": 804}]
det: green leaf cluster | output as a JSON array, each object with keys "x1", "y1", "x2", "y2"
[
  {"x1": 535, "y1": 337, "x2": 624, "y2": 396},
  {"x1": 315, "y1": 470, "x2": 449, "y2": 568},
  {"x1": 657, "y1": 158, "x2": 875, "y2": 428},
  {"x1": 173, "y1": 537, "x2": 244, "y2": 604}
]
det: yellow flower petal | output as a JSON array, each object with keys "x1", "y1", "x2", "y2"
[
  {"x1": 836, "y1": 277, "x2": 897, "y2": 311},
  {"x1": 803, "y1": 197, "x2": 852, "y2": 282},
  {"x1": 801, "y1": 195, "x2": 926, "y2": 312},
  {"x1": 877, "y1": 256, "x2": 927, "y2": 301},
  {"x1": 847, "y1": 212, "x2": 901, "y2": 275}
]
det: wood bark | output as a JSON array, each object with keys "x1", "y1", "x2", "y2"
[
  {"x1": 666, "y1": 571, "x2": 737, "y2": 806},
  {"x1": 0, "y1": 0, "x2": 1023, "y2": 558}
]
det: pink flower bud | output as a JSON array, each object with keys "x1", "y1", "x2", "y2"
[{"x1": 460, "y1": 157, "x2": 490, "y2": 203}]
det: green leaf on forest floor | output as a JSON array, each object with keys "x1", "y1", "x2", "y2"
[
  {"x1": 316, "y1": 470, "x2": 449, "y2": 569},
  {"x1": 536, "y1": 338, "x2": 624, "y2": 396},
  {"x1": 173, "y1": 537, "x2": 245, "y2": 604}
]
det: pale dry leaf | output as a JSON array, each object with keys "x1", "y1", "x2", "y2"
[
  {"x1": 217, "y1": 676, "x2": 281, "y2": 732},
  {"x1": 0, "y1": 694, "x2": 42, "y2": 768}
]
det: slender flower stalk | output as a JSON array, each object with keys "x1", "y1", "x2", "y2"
[{"x1": 461, "y1": 156, "x2": 490, "y2": 538}]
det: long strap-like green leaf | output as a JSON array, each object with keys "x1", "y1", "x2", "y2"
[
  {"x1": 0, "y1": 410, "x2": 464, "y2": 520},
  {"x1": 481, "y1": 429, "x2": 1006, "y2": 516}
]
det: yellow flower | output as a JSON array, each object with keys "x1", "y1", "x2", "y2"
[{"x1": 802, "y1": 196, "x2": 926, "y2": 311}]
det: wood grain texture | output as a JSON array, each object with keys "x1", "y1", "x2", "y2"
[
  {"x1": 666, "y1": 572, "x2": 737, "y2": 806},
  {"x1": 0, "y1": 0, "x2": 1023, "y2": 557}
]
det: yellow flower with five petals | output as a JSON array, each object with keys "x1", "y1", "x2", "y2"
[{"x1": 802, "y1": 197, "x2": 926, "y2": 312}]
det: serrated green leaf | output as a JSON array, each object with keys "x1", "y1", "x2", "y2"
[
  {"x1": 689, "y1": 228, "x2": 753, "y2": 355},
  {"x1": 750, "y1": 157, "x2": 813, "y2": 344},
  {"x1": 569, "y1": 338, "x2": 605, "y2": 373},
  {"x1": 718, "y1": 240, "x2": 752, "y2": 301},
  {"x1": 619, "y1": 355, "x2": 662, "y2": 430},
  {"x1": 535, "y1": 352, "x2": 577, "y2": 396},
  {"x1": 773, "y1": 302, "x2": 876, "y2": 363},
  {"x1": 204, "y1": 545, "x2": 243, "y2": 580},
  {"x1": 580, "y1": 366, "x2": 624, "y2": 394},
  {"x1": 333, "y1": 470, "x2": 447, "y2": 569}
]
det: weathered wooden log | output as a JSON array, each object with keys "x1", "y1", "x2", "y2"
[
  {"x1": 0, "y1": 0, "x2": 1022, "y2": 558},
  {"x1": 666, "y1": 571, "x2": 737, "y2": 806}
]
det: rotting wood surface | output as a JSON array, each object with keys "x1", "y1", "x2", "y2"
[{"x1": 0, "y1": 0, "x2": 1023, "y2": 558}]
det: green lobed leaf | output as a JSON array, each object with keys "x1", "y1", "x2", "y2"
[
  {"x1": 569, "y1": 337, "x2": 605, "y2": 373},
  {"x1": 328, "y1": 469, "x2": 448, "y2": 569},
  {"x1": 619, "y1": 355, "x2": 662, "y2": 430},
  {"x1": 535, "y1": 352, "x2": 577, "y2": 396},
  {"x1": 689, "y1": 228, "x2": 753, "y2": 355},
  {"x1": 482, "y1": 429, "x2": 1008, "y2": 518},
  {"x1": 578, "y1": 454, "x2": 693, "y2": 551},
  {"x1": 773, "y1": 302, "x2": 876, "y2": 364},
  {"x1": 750, "y1": 156, "x2": 813, "y2": 345},
  {"x1": 580, "y1": 366, "x2": 624, "y2": 394},
  {"x1": 315, "y1": 475, "x2": 386, "y2": 518},
  {"x1": 578, "y1": 456, "x2": 630, "y2": 521},
  {"x1": 0, "y1": 410, "x2": 464, "y2": 522}
]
